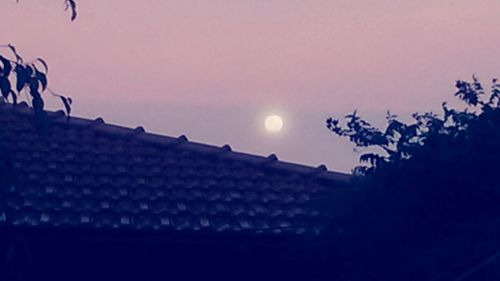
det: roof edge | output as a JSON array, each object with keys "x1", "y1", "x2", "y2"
[{"x1": 0, "y1": 100, "x2": 352, "y2": 183}]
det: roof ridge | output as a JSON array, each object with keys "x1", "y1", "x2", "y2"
[{"x1": 0, "y1": 101, "x2": 351, "y2": 183}]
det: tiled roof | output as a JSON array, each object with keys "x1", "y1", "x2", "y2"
[{"x1": 0, "y1": 101, "x2": 350, "y2": 236}]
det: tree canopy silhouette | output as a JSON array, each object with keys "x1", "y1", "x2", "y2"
[
  {"x1": 327, "y1": 76, "x2": 500, "y2": 176},
  {"x1": 325, "y1": 77, "x2": 500, "y2": 280}
]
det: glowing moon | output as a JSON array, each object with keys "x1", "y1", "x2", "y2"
[{"x1": 265, "y1": 115, "x2": 283, "y2": 133}]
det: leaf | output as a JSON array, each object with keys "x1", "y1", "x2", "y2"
[
  {"x1": 48, "y1": 87, "x2": 73, "y2": 117},
  {"x1": 25, "y1": 64, "x2": 34, "y2": 77},
  {"x1": 0, "y1": 56, "x2": 12, "y2": 76},
  {"x1": 0, "y1": 76, "x2": 12, "y2": 98},
  {"x1": 65, "y1": 0, "x2": 77, "y2": 21},
  {"x1": 36, "y1": 58, "x2": 49, "y2": 73},
  {"x1": 7, "y1": 44, "x2": 23, "y2": 63},
  {"x1": 60, "y1": 95, "x2": 72, "y2": 116},
  {"x1": 14, "y1": 64, "x2": 28, "y2": 92},
  {"x1": 35, "y1": 69, "x2": 48, "y2": 91}
]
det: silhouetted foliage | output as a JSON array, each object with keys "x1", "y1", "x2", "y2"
[
  {"x1": 0, "y1": 45, "x2": 72, "y2": 124},
  {"x1": 1, "y1": 1, "x2": 76, "y2": 120},
  {"x1": 325, "y1": 77, "x2": 500, "y2": 280},
  {"x1": 327, "y1": 76, "x2": 500, "y2": 176},
  {"x1": 16, "y1": 0, "x2": 77, "y2": 21}
]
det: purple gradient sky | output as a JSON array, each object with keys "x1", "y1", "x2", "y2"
[{"x1": 2, "y1": 1, "x2": 500, "y2": 172}]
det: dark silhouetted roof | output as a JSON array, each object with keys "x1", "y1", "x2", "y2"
[{"x1": 0, "y1": 101, "x2": 350, "y2": 236}]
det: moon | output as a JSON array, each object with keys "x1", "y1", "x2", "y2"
[{"x1": 264, "y1": 115, "x2": 283, "y2": 133}]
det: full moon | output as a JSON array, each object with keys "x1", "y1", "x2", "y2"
[{"x1": 264, "y1": 115, "x2": 283, "y2": 133}]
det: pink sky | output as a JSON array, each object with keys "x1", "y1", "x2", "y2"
[{"x1": 2, "y1": 1, "x2": 500, "y2": 172}]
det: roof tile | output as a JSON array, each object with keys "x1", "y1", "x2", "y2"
[{"x1": 0, "y1": 102, "x2": 350, "y2": 235}]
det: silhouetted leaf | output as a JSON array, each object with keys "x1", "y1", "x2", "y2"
[
  {"x1": 7, "y1": 44, "x2": 23, "y2": 63},
  {"x1": 35, "y1": 69, "x2": 48, "y2": 91},
  {"x1": 65, "y1": 0, "x2": 77, "y2": 21},
  {"x1": 36, "y1": 58, "x2": 49, "y2": 73},
  {"x1": 25, "y1": 64, "x2": 34, "y2": 77},
  {"x1": 60, "y1": 95, "x2": 72, "y2": 116},
  {"x1": 14, "y1": 64, "x2": 29, "y2": 92},
  {"x1": 0, "y1": 76, "x2": 12, "y2": 98},
  {"x1": 0, "y1": 55, "x2": 12, "y2": 76},
  {"x1": 48, "y1": 88, "x2": 72, "y2": 117}
]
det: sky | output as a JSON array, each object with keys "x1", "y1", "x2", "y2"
[{"x1": 1, "y1": 0, "x2": 500, "y2": 172}]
